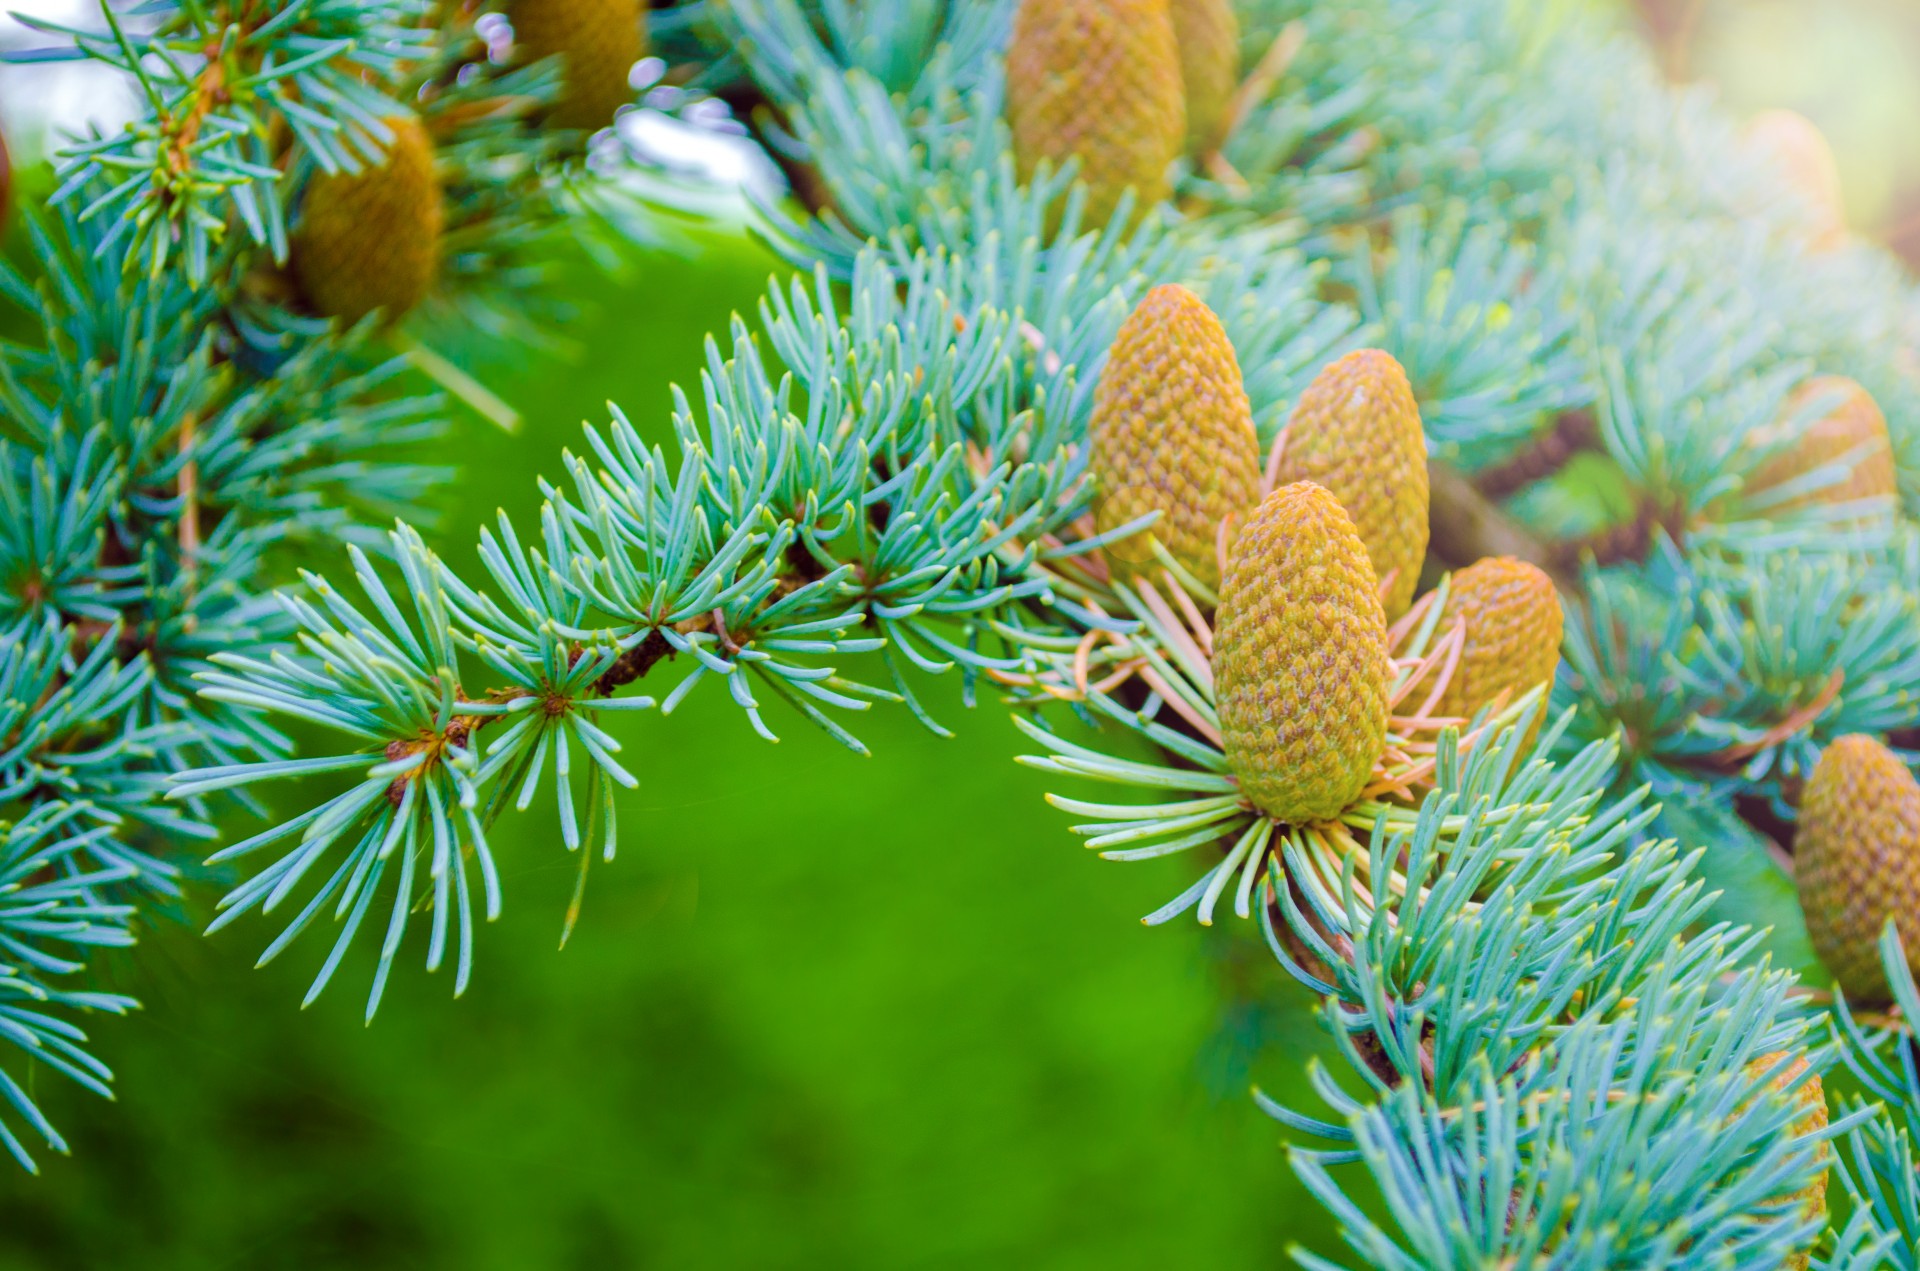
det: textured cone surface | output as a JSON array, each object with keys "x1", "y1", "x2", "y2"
[
  {"x1": 1215, "y1": 482, "x2": 1390, "y2": 823},
  {"x1": 1747, "y1": 108, "x2": 1846, "y2": 250},
  {"x1": 1090, "y1": 284, "x2": 1262, "y2": 588},
  {"x1": 292, "y1": 115, "x2": 443, "y2": 324},
  {"x1": 1170, "y1": 0, "x2": 1238, "y2": 154},
  {"x1": 1433, "y1": 557, "x2": 1562, "y2": 744},
  {"x1": 1275, "y1": 349, "x2": 1429, "y2": 620},
  {"x1": 1749, "y1": 375, "x2": 1896, "y2": 512},
  {"x1": 1006, "y1": 0, "x2": 1186, "y2": 228},
  {"x1": 1796, "y1": 734, "x2": 1920, "y2": 1003},
  {"x1": 1744, "y1": 1052, "x2": 1829, "y2": 1271},
  {"x1": 512, "y1": 0, "x2": 645, "y2": 131}
]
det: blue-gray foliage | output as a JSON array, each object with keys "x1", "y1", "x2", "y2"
[{"x1": 11, "y1": 0, "x2": 1920, "y2": 1264}]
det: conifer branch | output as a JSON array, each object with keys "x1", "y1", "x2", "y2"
[
  {"x1": 0, "y1": 0, "x2": 661, "y2": 1167},
  {"x1": 12, "y1": 0, "x2": 1920, "y2": 1259}
]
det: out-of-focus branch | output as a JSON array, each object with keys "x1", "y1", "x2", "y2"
[{"x1": 1426, "y1": 460, "x2": 1574, "y2": 590}]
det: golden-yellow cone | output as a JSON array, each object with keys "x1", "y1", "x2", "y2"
[
  {"x1": 292, "y1": 114, "x2": 444, "y2": 324},
  {"x1": 1432, "y1": 556, "x2": 1562, "y2": 748},
  {"x1": 1746, "y1": 108, "x2": 1847, "y2": 252},
  {"x1": 1215, "y1": 482, "x2": 1390, "y2": 823},
  {"x1": 1795, "y1": 734, "x2": 1920, "y2": 1003},
  {"x1": 1089, "y1": 284, "x2": 1262, "y2": 589},
  {"x1": 1006, "y1": 0, "x2": 1186, "y2": 228},
  {"x1": 512, "y1": 0, "x2": 646, "y2": 131},
  {"x1": 1170, "y1": 0, "x2": 1239, "y2": 155},
  {"x1": 1747, "y1": 375, "x2": 1897, "y2": 515},
  {"x1": 1274, "y1": 349, "x2": 1430, "y2": 620},
  {"x1": 1743, "y1": 1052, "x2": 1829, "y2": 1271}
]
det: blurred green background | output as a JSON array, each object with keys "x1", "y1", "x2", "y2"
[
  {"x1": 1634, "y1": 0, "x2": 1920, "y2": 261},
  {"x1": 0, "y1": 227, "x2": 1349, "y2": 1269}
]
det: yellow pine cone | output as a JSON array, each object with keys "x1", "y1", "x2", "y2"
[
  {"x1": 1006, "y1": 0, "x2": 1186, "y2": 228},
  {"x1": 512, "y1": 0, "x2": 646, "y2": 131},
  {"x1": 1796, "y1": 734, "x2": 1920, "y2": 1003},
  {"x1": 292, "y1": 115, "x2": 443, "y2": 324},
  {"x1": 1170, "y1": 0, "x2": 1238, "y2": 155},
  {"x1": 1089, "y1": 284, "x2": 1262, "y2": 588},
  {"x1": 1744, "y1": 1052, "x2": 1829, "y2": 1271},
  {"x1": 1215, "y1": 482, "x2": 1390, "y2": 823},
  {"x1": 1746, "y1": 108, "x2": 1847, "y2": 252},
  {"x1": 1274, "y1": 349, "x2": 1430, "y2": 620},
  {"x1": 1747, "y1": 375, "x2": 1896, "y2": 514},
  {"x1": 1432, "y1": 557, "x2": 1562, "y2": 747}
]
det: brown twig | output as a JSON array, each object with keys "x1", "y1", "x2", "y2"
[
  {"x1": 1220, "y1": 21, "x2": 1307, "y2": 151},
  {"x1": 1425, "y1": 460, "x2": 1572, "y2": 588},
  {"x1": 1547, "y1": 496, "x2": 1686, "y2": 577},
  {"x1": 593, "y1": 628, "x2": 675, "y2": 697},
  {"x1": 1193, "y1": 22, "x2": 1310, "y2": 196},
  {"x1": 1707, "y1": 670, "x2": 1845, "y2": 767},
  {"x1": 1473, "y1": 410, "x2": 1599, "y2": 500},
  {"x1": 155, "y1": 54, "x2": 231, "y2": 206},
  {"x1": 1631, "y1": 0, "x2": 1708, "y2": 82}
]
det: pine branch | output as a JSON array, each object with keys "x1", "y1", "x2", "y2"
[
  {"x1": 0, "y1": 0, "x2": 662, "y2": 1167},
  {"x1": 13, "y1": 0, "x2": 1920, "y2": 1256}
]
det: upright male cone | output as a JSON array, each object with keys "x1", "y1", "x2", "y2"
[
  {"x1": 1743, "y1": 1052, "x2": 1830, "y2": 1271},
  {"x1": 1215, "y1": 482, "x2": 1390, "y2": 823},
  {"x1": 1746, "y1": 108, "x2": 1847, "y2": 251},
  {"x1": 292, "y1": 115, "x2": 444, "y2": 324},
  {"x1": 511, "y1": 0, "x2": 646, "y2": 131},
  {"x1": 1274, "y1": 349, "x2": 1430, "y2": 620},
  {"x1": 1089, "y1": 284, "x2": 1262, "y2": 588},
  {"x1": 1747, "y1": 375, "x2": 1896, "y2": 515},
  {"x1": 1006, "y1": 0, "x2": 1186, "y2": 228},
  {"x1": 1432, "y1": 556, "x2": 1562, "y2": 743},
  {"x1": 1171, "y1": 0, "x2": 1239, "y2": 155},
  {"x1": 1795, "y1": 734, "x2": 1920, "y2": 1002}
]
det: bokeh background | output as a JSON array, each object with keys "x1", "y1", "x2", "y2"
[
  {"x1": 0, "y1": 2, "x2": 1913, "y2": 1267},
  {"x1": 1632, "y1": 0, "x2": 1920, "y2": 263}
]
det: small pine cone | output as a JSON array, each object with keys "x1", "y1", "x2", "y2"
[
  {"x1": 1170, "y1": 0, "x2": 1239, "y2": 155},
  {"x1": 1274, "y1": 349, "x2": 1430, "y2": 620},
  {"x1": 1215, "y1": 482, "x2": 1390, "y2": 824},
  {"x1": 1747, "y1": 375, "x2": 1896, "y2": 513},
  {"x1": 1432, "y1": 557, "x2": 1562, "y2": 745},
  {"x1": 1743, "y1": 1052, "x2": 1829, "y2": 1271},
  {"x1": 1006, "y1": 0, "x2": 1186, "y2": 228},
  {"x1": 1089, "y1": 284, "x2": 1262, "y2": 588},
  {"x1": 512, "y1": 0, "x2": 647, "y2": 131},
  {"x1": 1746, "y1": 108, "x2": 1847, "y2": 251},
  {"x1": 292, "y1": 115, "x2": 444, "y2": 324},
  {"x1": 1796, "y1": 734, "x2": 1920, "y2": 1003}
]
